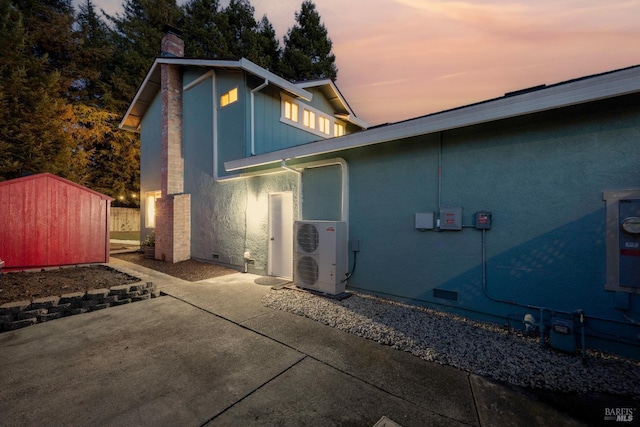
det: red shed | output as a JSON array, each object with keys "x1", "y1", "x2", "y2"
[{"x1": 0, "y1": 173, "x2": 113, "y2": 270}]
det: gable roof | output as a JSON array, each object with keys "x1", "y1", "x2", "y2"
[
  {"x1": 0, "y1": 173, "x2": 113, "y2": 201},
  {"x1": 295, "y1": 79, "x2": 369, "y2": 129},
  {"x1": 119, "y1": 57, "x2": 366, "y2": 132},
  {"x1": 225, "y1": 64, "x2": 640, "y2": 172}
]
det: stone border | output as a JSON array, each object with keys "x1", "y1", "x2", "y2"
[{"x1": 0, "y1": 278, "x2": 161, "y2": 332}]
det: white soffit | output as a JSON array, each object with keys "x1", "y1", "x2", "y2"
[{"x1": 225, "y1": 65, "x2": 640, "y2": 172}]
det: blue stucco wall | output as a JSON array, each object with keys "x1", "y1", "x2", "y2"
[
  {"x1": 302, "y1": 165, "x2": 342, "y2": 221},
  {"x1": 299, "y1": 95, "x2": 640, "y2": 355}
]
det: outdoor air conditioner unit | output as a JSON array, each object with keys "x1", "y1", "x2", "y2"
[{"x1": 293, "y1": 221, "x2": 347, "y2": 295}]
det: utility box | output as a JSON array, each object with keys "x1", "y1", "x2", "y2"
[
  {"x1": 549, "y1": 317, "x2": 576, "y2": 353},
  {"x1": 439, "y1": 206, "x2": 462, "y2": 230},
  {"x1": 415, "y1": 212, "x2": 435, "y2": 230},
  {"x1": 619, "y1": 199, "x2": 640, "y2": 287},
  {"x1": 475, "y1": 211, "x2": 492, "y2": 230}
]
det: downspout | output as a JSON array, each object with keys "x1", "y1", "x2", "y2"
[
  {"x1": 282, "y1": 157, "x2": 350, "y2": 272},
  {"x1": 212, "y1": 73, "x2": 219, "y2": 180},
  {"x1": 251, "y1": 79, "x2": 269, "y2": 156}
]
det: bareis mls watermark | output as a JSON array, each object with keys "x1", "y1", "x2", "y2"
[{"x1": 604, "y1": 407, "x2": 635, "y2": 423}]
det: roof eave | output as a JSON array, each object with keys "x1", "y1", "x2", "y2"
[
  {"x1": 225, "y1": 65, "x2": 640, "y2": 172},
  {"x1": 119, "y1": 58, "x2": 314, "y2": 131}
]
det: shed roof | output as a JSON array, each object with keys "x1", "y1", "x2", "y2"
[
  {"x1": 225, "y1": 64, "x2": 640, "y2": 172},
  {"x1": 0, "y1": 173, "x2": 114, "y2": 201},
  {"x1": 119, "y1": 57, "x2": 366, "y2": 132}
]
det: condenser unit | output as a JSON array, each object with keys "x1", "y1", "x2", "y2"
[{"x1": 293, "y1": 221, "x2": 347, "y2": 295}]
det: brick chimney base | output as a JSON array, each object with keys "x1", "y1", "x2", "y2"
[{"x1": 155, "y1": 194, "x2": 191, "y2": 263}]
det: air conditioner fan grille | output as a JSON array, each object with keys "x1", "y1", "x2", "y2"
[
  {"x1": 296, "y1": 256, "x2": 319, "y2": 286},
  {"x1": 296, "y1": 223, "x2": 319, "y2": 253}
]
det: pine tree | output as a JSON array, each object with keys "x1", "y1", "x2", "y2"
[
  {"x1": 75, "y1": 0, "x2": 140, "y2": 206},
  {"x1": 0, "y1": 0, "x2": 75, "y2": 181},
  {"x1": 106, "y1": 0, "x2": 182, "y2": 113},
  {"x1": 15, "y1": 0, "x2": 79, "y2": 92},
  {"x1": 280, "y1": 0, "x2": 337, "y2": 82},
  {"x1": 255, "y1": 15, "x2": 280, "y2": 72},
  {"x1": 75, "y1": 0, "x2": 114, "y2": 108},
  {"x1": 218, "y1": 0, "x2": 259, "y2": 60},
  {"x1": 180, "y1": 0, "x2": 225, "y2": 58}
]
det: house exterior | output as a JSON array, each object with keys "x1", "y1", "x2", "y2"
[
  {"x1": 0, "y1": 173, "x2": 113, "y2": 270},
  {"x1": 122, "y1": 30, "x2": 640, "y2": 356}
]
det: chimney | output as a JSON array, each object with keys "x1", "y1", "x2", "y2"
[
  {"x1": 161, "y1": 24, "x2": 184, "y2": 58},
  {"x1": 155, "y1": 26, "x2": 191, "y2": 263}
]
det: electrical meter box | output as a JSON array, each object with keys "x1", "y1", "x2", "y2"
[
  {"x1": 439, "y1": 206, "x2": 462, "y2": 230},
  {"x1": 415, "y1": 212, "x2": 435, "y2": 230},
  {"x1": 619, "y1": 199, "x2": 640, "y2": 288},
  {"x1": 475, "y1": 211, "x2": 492, "y2": 230},
  {"x1": 549, "y1": 317, "x2": 576, "y2": 353}
]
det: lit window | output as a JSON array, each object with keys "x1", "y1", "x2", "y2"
[
  {"x1": 220, "y1": 87, "x2": 238, "y2": 107},
  {"x1": 145, "y1": 191, "x2": 161, "y2": 228},
  {"x1": 303, "y1": 110, "x2": 316, "y2": 129},
  {"x1": 319, "y1": 116, "x2": 330, "y2": 135},
  {"x1": 285, "y1": 101, "x2": 298, "y2": 122},
  {"x1": 334, "y1": 123, "x2": 345, "y2": 137}
]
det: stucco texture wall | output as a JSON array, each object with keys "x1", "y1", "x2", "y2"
[
  {"x1": 187, "y1": 172, "x2": 298, "y2": 272},
  {"x1": 338, "y1": 95, "x2": 640, "y2": 352}
]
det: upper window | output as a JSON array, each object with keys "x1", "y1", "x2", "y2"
[
  {"x1": 303, "y1": 110, "x2": 316, "y2": 129},
  {"x1": 319, "y1": 116, "x2": 331, "y2": 135},
  {"x1": 284, "y1": 100, "x2": 298, "y2": 122},
  {"x1": 281, "y1": 94, "x2": 346, "y2": 139},
  {"x1": 220, "y1": 87, "x2": 238, "y2": 107}
]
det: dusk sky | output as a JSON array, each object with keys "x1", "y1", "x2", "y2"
[{"x1": 84, "y1": 0, "x2": 640, "y2": 125}]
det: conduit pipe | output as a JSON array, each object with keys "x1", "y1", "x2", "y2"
[
  {"x1": 250, "y1": 79, "x2": 269, "y2": 156},
  {"x1": 281, "y1": 157, "x2": 350, "y2": 270},
  {"x1": 280, "y1": 160, "x2": 302, "y2": 220}
]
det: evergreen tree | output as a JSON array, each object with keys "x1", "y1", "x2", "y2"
[
  {"x1": 280, "y1": 0, "x2": 337, "y2": 82},
  {"x1": 15, "y1": 0, "x2": 79, "y2": 92},
  {"x1": 75, "y1": 0, "x2": 140, "y2": 206},
  {"x1": 255, "y1": 15, "x2": 280, "y2": 72},
  {"x1": 106, "y1": 0, "x2": 182, "y2": 113},
  {"x1": 0, "y1": 0, "x2": 75, "y2": 181},
  {"x1": 181, "y1": 0, "x2": 280, "y2": 70},
  {"x1": 180, "y1": 0, "x2": 224, "y2": 58},
  {"x1": 217, "y1": 0, "x2": 259, "y2": 60},
  {"x1": 74, "y1": 0, "x2": 114, "y2": 107}
]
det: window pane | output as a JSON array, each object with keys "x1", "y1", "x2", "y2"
[
  {"x1": 285, "y1": 101, "x2": 292, "y2": 119},
  {"x1": 145, "y1": 191, "x2": 161, "y2": 228},
  {"x1": 221, "y1": 87, "x2": 238, "y2": 107}
]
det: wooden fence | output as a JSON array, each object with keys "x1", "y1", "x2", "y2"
[{"x1": 110, "y1": 207, "x2": 140, "y2": 232}]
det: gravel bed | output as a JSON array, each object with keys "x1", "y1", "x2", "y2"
[{"x1": 262, "y1": 288, "x2": 640, "y2": 397}]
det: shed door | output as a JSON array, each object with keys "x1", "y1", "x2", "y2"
[{"x1": 268, "y1": 192, "x2": 293, "y2": 278}]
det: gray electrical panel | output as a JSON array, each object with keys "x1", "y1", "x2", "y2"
[
  {"x1": 439, "y1": 206, "x2": 462, "y2": 230},
  {"x1": 415, "y1": 212, "x2": 435, "y2": 230},
  {"x1": 619, "y1": 199, "x2": 640, "y2": 288}
]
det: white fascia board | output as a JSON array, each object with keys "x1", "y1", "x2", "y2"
[
  {"x1": 119, "y1": 57, "x2": 314, "y2": 131},
  {"x1": 225, "y1": 66, "x2": 640, "y2": 172},
  {"x1": 158, "y1": 58, "x2": 313, "y2": 100},
  {"x1": 237, "y1": 58, "x2": 312, "y2": 101},
  {"x1": 297, "y1": 79, "x2": 369, "y2": 129},
  {"x1": 119, "y1": 60, "x2": 161, "y2": 131}
]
